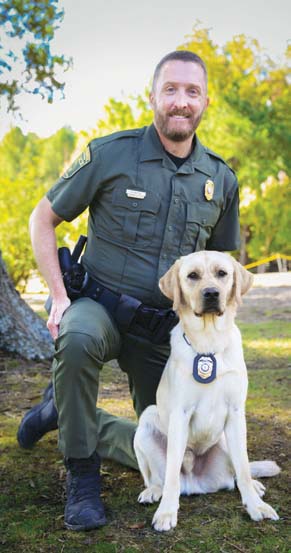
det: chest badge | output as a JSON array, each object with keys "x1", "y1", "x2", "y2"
[
  {"x1": 126, "y1": 189, "x2": 146, "y2": 199},
  {"x1": 204, "y1": 179, "x2": 214, "y2": 201},
  {"x1": 193, "y1": 354, "x2": 217, "y2": 384}
]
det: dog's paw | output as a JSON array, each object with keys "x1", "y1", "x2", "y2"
[
  {"x1": 138, "y1": 485, "x2": 162, "y2": 504},
  {"x1": 152, "y1": 508, "x2": 178, "y2": 532},
  {"x1": 252, "y1": 479, "x2": 266, "y2": 497},
  {"x1": 246, "y1": 498, "x2": 279, "y2": 521}
]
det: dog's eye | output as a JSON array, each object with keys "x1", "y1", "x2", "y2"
[
  {"x1": 217, "y1": 270, "x2": 227, "y2": 277},
  {"x1": 188, "y1": 271, "x2": 200, "y2": 280}
]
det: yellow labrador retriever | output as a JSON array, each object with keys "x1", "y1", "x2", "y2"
[{"x1": 134, "y1": 251, "x2": 280, "y2": 531}]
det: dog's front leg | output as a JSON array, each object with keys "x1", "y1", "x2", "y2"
[
  {"x1": 225, "y1": 408, "x2": 279, "y2": 521},
  {"x1": 152, "y1": 408, "x2": 190, "y2": 532}
]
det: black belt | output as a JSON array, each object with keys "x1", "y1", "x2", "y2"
[{"x1": 82, "y1": 275, "x2": 178, "y2": 344}]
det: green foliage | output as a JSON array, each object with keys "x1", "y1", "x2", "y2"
[
  {"x1": 241, "y1": 172, "x2": 291, "y2": 259},
  {"x1": 83, "y1": 93, "x2": 153, "y2": 141},
  {"x1": 0, "y1": 126, "x2": 77, "y2": 286},
  {"x1": 0, "y1": 0, "x2": 71, "y2": 112}
]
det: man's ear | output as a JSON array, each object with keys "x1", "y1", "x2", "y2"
[
  {"x1": 159, "y1": 259, "x2": 184, "y2": 312},
  {"x1": 231, "y1": 259, "x2": 254, "y2": 305}
]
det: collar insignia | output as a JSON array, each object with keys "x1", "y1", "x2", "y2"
[
  {"x1": 204, "y1": 179, "x2": 214, "y2": 201},
  {"x1": 193, "y1": 354, "x2": 217, "y2": 384}
]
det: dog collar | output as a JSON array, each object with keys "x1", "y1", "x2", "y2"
[{"x1": 183, "y1": 333, "x2": 217, "y2": 384}]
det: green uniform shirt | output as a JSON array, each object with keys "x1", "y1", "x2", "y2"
[{"x1": 47, "y1": 124, "x2": 240, "y2": 308}]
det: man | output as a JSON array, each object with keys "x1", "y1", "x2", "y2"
[{"x1": 17, "y1": 51, "x2": 240, "y2": 531}]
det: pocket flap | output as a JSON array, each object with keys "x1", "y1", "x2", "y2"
[{"x1": 112, "y1": 188, "x2": 160, "y2": 214}]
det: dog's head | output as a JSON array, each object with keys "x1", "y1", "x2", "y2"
[{"x1": 159, "y1": 251, "x2": 253, "y2": 316}]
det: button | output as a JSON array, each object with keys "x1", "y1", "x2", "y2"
[
  {"x1": 162, "y1": 254, "x2": 166, "y2": 259},
  {"x1": 132, "y1": 202, "x2": 138, "y2": 207},
  {"x1": 202, "y1": 218, "x2": 206, "y2": 224},
  {"x1": 174, "y1": 198, "x2": 179, "y2": 204},
  {"x1": 168, "y1": 225, "x2": 173, "y2": 231}
]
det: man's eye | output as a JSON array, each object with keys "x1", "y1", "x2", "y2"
[
  {"x1": 217, "y1": 270, "x2": 227, "y2": 277},
  {"x1": 165, "y1": 86, "x2": 175, "y2": 93},
  {"x1": 188, "y1": 272, "x2": 200, "y2": 280}
]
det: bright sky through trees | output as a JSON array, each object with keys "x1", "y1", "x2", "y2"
[{"x1": 1, "y1": 0, "x2": 290, "y2": 138}]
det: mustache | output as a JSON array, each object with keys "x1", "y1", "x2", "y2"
[{"x1": 168, "y1": 110, "x2": 192, "y2": 117}]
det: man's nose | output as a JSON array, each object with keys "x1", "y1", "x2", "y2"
[{"x1": 173, "y1": 89, "x2": 188, "y2": 108}]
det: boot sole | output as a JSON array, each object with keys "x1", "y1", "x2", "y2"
[{"x1": 65, "y1": 515, "x2": 107, "y2": 531}]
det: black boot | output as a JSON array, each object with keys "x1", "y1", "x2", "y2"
[
  {"x1": 17, "y1": 381, "x2": 58, "y2": 448},
  {"x1": 64, "y1": 451, "x2": 106, "y2": 531}
]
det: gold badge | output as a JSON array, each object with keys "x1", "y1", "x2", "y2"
[
  {"x1": 197, "y1": 356, "x2": 214, "y2": 379},
  {"x1": 204, "y1": 179, "x2": 214, "y2": 201},
  {"x1": 126, "y1": 189, "x2": 146, "y2": 199},
  {"x1": 62, "y1": 146, "x2": 91, "y2": 179}
]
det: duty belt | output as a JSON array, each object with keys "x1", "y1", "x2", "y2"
[
  {"x1": 81, "y1": 275, "x2": 179, "y2": 344},
  {"x1": 52, "y1": 236, "x2": 179, "y2": 344}
]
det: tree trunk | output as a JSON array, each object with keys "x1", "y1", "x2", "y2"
[{"x1": 0, "y1": 251, "x2": 54, "y2": 360}]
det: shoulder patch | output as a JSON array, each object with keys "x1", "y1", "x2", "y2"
[{"x1": 62, "y1": 146, "x2": 91, "y2": 179}]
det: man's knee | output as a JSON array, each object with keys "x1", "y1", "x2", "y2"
[
  {"x1": 54, "y1": 298, "x2": 121, "y2": 372},
  {"x1": 55, "y1": 331, "x2": 105, "y2": 375}
]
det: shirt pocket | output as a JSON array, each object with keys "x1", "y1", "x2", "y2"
[
  {"x1": 180, "y1": 202, "x2": 221, "y2": 255},
  {"x1": 110, "y1": 188, "x2": 161, "y2": 247}
]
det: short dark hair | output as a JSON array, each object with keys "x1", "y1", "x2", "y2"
[{"x1": 152, "y1": 50, "x2": 208, "y2": 90}]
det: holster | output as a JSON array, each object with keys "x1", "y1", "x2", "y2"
[{"x1": 51, "y1": 236, "x2": 178, "y2": 344}]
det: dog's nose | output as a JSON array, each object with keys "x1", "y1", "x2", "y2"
[{"x1": 202, "y1": 287, "x2": 219, "y2": 300}]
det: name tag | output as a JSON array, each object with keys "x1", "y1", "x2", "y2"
[{"x1": 126, "y1": 189, "x2": 146, "y2": 199}]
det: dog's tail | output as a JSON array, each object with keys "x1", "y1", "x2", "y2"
[{"x1": 250, "y1": 460, "x2": 281, "y2": 478}]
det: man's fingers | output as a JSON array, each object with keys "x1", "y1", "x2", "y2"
[
  {"x1": 47, "y1": 298, "x2": 71, "y2": 340},
  {"x1": 47, "y1": 318, "x2": 59, "y2": 340}
]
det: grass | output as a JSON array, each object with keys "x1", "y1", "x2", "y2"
[{"x1": 0, "y1": 316, "x2": 290, "y2": 553}]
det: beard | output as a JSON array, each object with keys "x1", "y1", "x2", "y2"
[{"x1": 154, "y1": 107, "x2": 204, "y2": 142}]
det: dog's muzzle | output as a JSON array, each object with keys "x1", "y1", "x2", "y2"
[{"x1": 200, "y1": 287, "x2": 222, "y2": 315}]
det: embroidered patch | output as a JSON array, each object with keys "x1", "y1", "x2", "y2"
[
  {"x1": 193, "y1": 354, "x2": 217, "y2": 384},
  {"x1": 62, "y1": 146, "x2": 91, "y2": 179},
  {"x1": 204, "y1": 179, "x2": 214, "y2": 201}
]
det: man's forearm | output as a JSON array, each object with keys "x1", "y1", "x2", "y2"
[{"x1": 29, "y1": 198, "x2": 67, "y2": 301}]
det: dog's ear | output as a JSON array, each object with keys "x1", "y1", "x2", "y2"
[
  {"x1": 231, "y1": 259, "x2": 254, "y2": 304},
  {"x1": 159, "y1": 259, "x2": 183, "y2": 311}
]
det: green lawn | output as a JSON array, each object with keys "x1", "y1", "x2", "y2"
[{"x1": 0, "y1": 318, "x2": 290, "y2": 552}]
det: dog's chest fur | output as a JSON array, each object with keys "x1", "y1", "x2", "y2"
[{"x1": 156, "y1": 322, "x2": 248, "y2": 454}]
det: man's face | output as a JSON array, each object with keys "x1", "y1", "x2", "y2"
[{"x1": 150, "y1": 60, "x2": 209, "y2": 142}]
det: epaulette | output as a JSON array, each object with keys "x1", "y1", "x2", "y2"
[
  {"x1": 90, "y1": 127, "x2": 144, "y2": 151},
  {"x1": 205, "y1": 147, "x2": 236, "y2": 175}
]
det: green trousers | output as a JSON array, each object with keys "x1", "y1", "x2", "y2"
[{"x1": 52, "y1": 297, "x2": 170, "y2": 469}]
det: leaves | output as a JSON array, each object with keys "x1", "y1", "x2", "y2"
[
  {"x1": 0, "y1": 0, "x2": 71, "y2": 111},
  {"x1": 0, "y1": 126, "x2": 77, "y2": 286}
]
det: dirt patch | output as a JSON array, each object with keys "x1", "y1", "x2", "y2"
[{"x1": 237, "y1": 286, "x2": 291, "y2": 324}]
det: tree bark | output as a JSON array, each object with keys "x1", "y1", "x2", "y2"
[{"x1": 0, "y1": 251, "x2": 54, "y2": 360}]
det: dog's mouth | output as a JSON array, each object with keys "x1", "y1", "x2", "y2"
[{"x1": 194, "y1": 305, "x2": 224, "y2": 317}]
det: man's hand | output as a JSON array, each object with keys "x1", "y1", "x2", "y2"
[{"x1": 47, "y1": 296, "x2": 71, "y2": 340}]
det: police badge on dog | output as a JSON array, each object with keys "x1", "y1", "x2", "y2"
[{"x1": 193, "y1": 354, "x2": 217, "y2": 384}]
